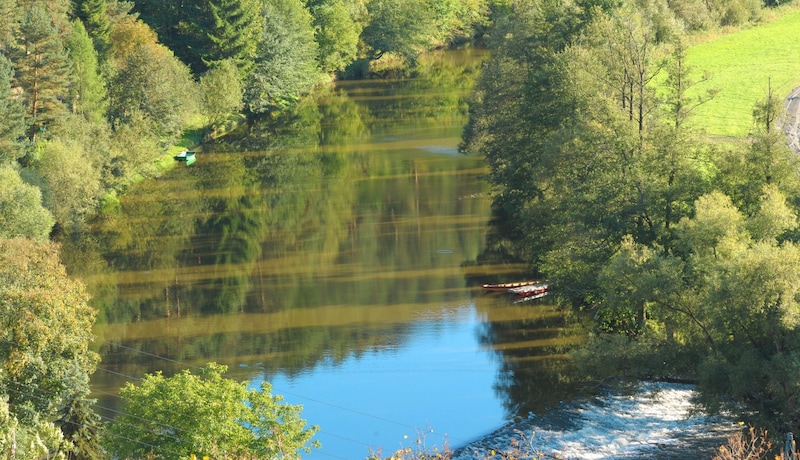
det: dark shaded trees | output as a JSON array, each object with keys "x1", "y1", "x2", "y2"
[
  {"x1": 56, "y1": 396, "x2": 105, "y2": 460},
  {"x1": 203, "y1": 0, "x2": 263, "y2": 74},
  {"x1": 133, "y1": 0, "x2": 263, "y2": 75},
  {"x1": 73, "y1": 0, "x2": 112, "y2": 58}
]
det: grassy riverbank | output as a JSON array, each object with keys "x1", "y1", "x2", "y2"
[{"x1": 686, "y1": 6, "x2": 800, "y2": 138}]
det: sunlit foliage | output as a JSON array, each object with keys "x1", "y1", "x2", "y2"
[
  {"x1": 0, "y1": 238, "x2": 98, "y2": 424},
  {"x1": 107, "y1": 363, "x2": 319, "y2": 458}
]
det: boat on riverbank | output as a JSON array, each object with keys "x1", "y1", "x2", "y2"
[{"x1": 174, "y1": 150, "x2": 196, "y2": 165}]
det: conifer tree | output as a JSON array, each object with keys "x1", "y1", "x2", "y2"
[
  {"x1": 204, "y1": 0, "x2": 262, "y2": 76},
  {"x1": 74, "y1": 0, "x2": 111, "y2": 59},
  {"x1": 67, "y1": 19, "x2": 106, "y2": 123},
  {"x1": 14, "y1": 5, "x2": 72, "y2": 142},
  {"x1": 0, "y1": 0, "x2": 20, "y2": 54},
  {"x1": 0, "y1": 54, "x2": 28, "y2": 163},
  {"x1": 56, "y1": 396, "x2": 105, "y2": 460}
]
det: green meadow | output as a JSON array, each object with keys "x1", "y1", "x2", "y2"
[{"x1": 686, "y1": 7, "x2": 800, "y2": 138}]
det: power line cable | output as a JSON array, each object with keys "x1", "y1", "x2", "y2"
[
  {"x1": 101, "y1": 340, "x2": 466, "y2": 443},
  {"x1": 2, "y1": 333, "x2": 465, "y2": 455},
  {"x1": 95, "y1": 356, "x2": 393, "y2": 455}
]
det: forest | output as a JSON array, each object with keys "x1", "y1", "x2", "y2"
[
  {"x1": 1, "y1": 0, "x2": 799, "y2": 457},
  {"x1": 460, "y1": 0, "x2": 800, "y2": 450}
]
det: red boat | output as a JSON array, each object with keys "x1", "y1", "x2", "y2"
[{"x1": 482, "y1": 280, "x2": 540, "y2": 291}]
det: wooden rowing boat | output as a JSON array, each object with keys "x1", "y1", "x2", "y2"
[
  {"x1": 509, "y1": 282, "x2": 549, "y2": 295},
  {"x1": 482, "y1": 280, "x2": 539, "y2": 291}
]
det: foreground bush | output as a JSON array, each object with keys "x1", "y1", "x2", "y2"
[{"x1": 106, "y1": 363, "x2": 319, "y2": 459}]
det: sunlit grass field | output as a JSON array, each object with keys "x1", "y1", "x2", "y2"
[{"x1": 685, "y1": 7, "x2": 800, "y2": 138}]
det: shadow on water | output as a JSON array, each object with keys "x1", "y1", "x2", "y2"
[{"x1": 55, "y1": 46, "x2": 733, "y2": 459}]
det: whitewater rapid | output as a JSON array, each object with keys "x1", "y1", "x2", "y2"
[{"x1": 452, "y1": 382, "x2": 739, "y2": 460}]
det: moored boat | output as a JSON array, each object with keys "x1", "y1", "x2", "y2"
[
  {"x1": 482, "y1": 280, "x2": 539, "y2": 291},
  {"x1": 508, "y1": 282, "x2": 549, "y2": 295},
  {"x1": 174, "y1": 150, "x2": 196, "y2": 165}
]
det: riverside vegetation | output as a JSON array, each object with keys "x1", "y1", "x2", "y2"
[{"x1": 1, "y1": 0, "x2": 800, "y2": 458}]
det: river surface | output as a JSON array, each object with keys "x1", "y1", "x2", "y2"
[{"x1": 62, "y1": 48, "x2": 733, "y2": 459}]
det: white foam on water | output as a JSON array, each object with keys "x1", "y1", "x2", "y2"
[{"x1": 453, "y1": 382, "x2": 737, "y2": 460}]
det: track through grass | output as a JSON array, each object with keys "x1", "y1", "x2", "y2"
[{"x1": 686, "y1": 7, "x2": 800, "y2": 138}]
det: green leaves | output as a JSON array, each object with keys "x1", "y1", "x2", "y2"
[
  {"x1": 13, "y1": 5, "x2": 72, "y2": 142},
  {"x1": 0, "y1": 238, "x2": 98, "y2": 424},
  {"x1": 244, "y1": 0, "x2": 321, "y2": 114},
  {"x1": 107, "y1": 363, "x2": 319, "y2": 458},
  {"x1": 0, "y1": 54, "x2": 28, "y2": 163},
  {"x1": 0, "y1": 166, "x2": 54, "y2": 240},
  {"x1": 108, "y1": 38, "x2": 198, "y2": 140}
]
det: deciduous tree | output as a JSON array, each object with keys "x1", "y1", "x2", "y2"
[
  {"x1": 32, "y1": 138, "x2": 102, "y2": 227},
  {"x1": 360, "y1": 0, "x2": 435, "y2": 63},
  {"x1": 0, "y1": 395, "x2": 64, "y2": 460},
  {"x1": 0, "y1": 238, "x2": 98, "y2": 424},
  {"x1": 0, "y1": 166, "x2": 54, "y2": 240},
  {"x1": 305, "y1": 0, "x2": 362, "y2": 72},
  {"x1": 200, "y1": 59, "x2": 243, "y2": 135},
  {"x1": 108, "y1": 38, "x2": 197, "y2": 140},
  {"x1": 107, "y1": 363, "x2": 319, "y2": 459}
]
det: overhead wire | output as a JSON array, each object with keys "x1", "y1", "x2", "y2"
[
  {"x1": 98, "y1": 339, "x2": 466, "y2": 447},
  {"x1": 2, "y1": 382, "x2": 169, "y2": 455},
  {"x1": 103, "y1": 343, "x2": 444, "y2": 431},
  {"x1": 1, "y1": 316, "x2": 469, "y2": 455}
]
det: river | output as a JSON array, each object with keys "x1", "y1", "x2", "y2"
[{"x1": 62, "y1": 47, "x2": 734, "y2": 459}]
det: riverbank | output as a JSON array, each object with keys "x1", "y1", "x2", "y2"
[{"x1": 451, "y1": 382, "x2": 739, "y2": 460}]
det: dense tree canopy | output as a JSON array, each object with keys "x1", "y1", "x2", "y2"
[
  {"x1": 107, "y1": 363, "x2": 319, "y2": 458},
  {"x1": 0, "y1": 166, "x2": 54, "y2": 240},
  {"x1": 462, "y1": 0, "x2": 800, "y2": 437},
  {"x1": 14, "y1": 5, "x2": 73, "y2": 142},
  {"x1": 0, "y1": 0, "x2": 795, "y2": 453},
  {"x1": 0, "y1": 238, "x2": 98, "y2": 423},
  {"x1": 0, "y1": 54, "x2": 27, "y2": 162},
  {"x1": 245, "y1": 0, "x2": 321, "y2": 114},
  {"x1": 67, "y1": 19, "x2": 107, "y2": 124},
  {"x1": 305, "y1": 0, "x2": 364, "y2": 72}
]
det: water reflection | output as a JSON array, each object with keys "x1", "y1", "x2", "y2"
[
  {"x1": 60, "y1": 47, "x2": 592, "y2": 458},
  {"x1": 475, "y1": 293, "x2": 590, "y2": 417}
]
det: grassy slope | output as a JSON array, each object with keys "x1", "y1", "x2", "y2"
[{"x1": 686, "y1": 7, "x2": 800, "y2": 138}]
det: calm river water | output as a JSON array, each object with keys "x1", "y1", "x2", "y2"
[{"x1": 62, "y1": 48, "x2": 731, "y2": 459}]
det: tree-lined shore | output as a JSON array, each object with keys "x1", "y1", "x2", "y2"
[
  {"x1": 461, "y1": 0, "x2": 800, "y2": 452},
  {"x1": 2, "y1": 0, "x2": 800, "y2": 457}
]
